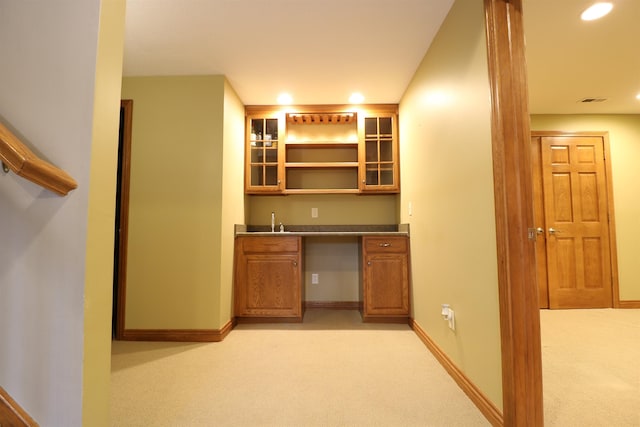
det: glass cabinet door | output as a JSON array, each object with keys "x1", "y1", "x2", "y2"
[
  {"x1": 247, "y1": 117, "x2": 281, "y2": 192},
  {"x1": 362, "y1": 116, "x2": 398, "y2": 192}
]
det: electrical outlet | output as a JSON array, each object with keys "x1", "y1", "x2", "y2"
[
  {"x1": 311, "y1": 273, "x2": 319, "y2": 284},
  {"x1": 311, "y1": 207, "x2": 318, "y2": 218},
  {"x1": 442, "y1": 304, "x2": 455, "y2": 331}
]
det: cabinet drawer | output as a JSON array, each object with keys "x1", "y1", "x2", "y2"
[
  {"x1": 240, "y1": 236, "x2": 300, "y2": 253},
  {"x1": 363, "y1": 236, "x2": 407, "y2": 253}
]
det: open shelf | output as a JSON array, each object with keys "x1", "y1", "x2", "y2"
[{"x1": 286, "y1": 167, "x2": 359, "y2": 191}]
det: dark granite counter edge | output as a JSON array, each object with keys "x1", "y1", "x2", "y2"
[{"x1": 235, "y1": 224, "x2": 409, "y2": 236}]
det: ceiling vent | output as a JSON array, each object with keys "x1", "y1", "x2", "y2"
[{"x1": 579, "y1": 97, "x2": 607, "y2": 103}]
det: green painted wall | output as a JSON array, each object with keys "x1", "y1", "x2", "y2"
[
  {"x1": 399, "y1": 0, "x2": 502, "y2": 409},
  {"x1": 219, "y1": 80, "x2": 246, "y2": 323},
  {"x1": 247, "y1": 194, "x2": 398, "y2": 226},
  {"x1": 83, "y1": 1, "x2": 126, "y2": 424},
  {"x1": 531, "y1": 114, "x2": 640, "y2": 301},
  {"x1": 121, "y1": 75, "x2": 228, "y2": 329}
]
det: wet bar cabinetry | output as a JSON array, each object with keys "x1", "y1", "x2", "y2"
[
  {"x1": 244, "y1": 105, "x2": 399, "y2": 194},
  {"x1": 234, "y1": 236, "x2": 303, "y2": 321},
  {"x1": 233, "y1": 231, "x2": 410, "y2": 323},
  {"x1": 361, "y1": 236, "x2": 410, "y2": 321}
]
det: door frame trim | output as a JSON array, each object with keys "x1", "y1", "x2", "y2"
[
  {"x1": 531, "y1": 130, "x2": 621, "y2": 308},
  {"x1": 484, "y1": 0, "x2": 544, "y2": 425},
  {"x1": 114, "y1": 99, "x2": 133, "y2": 339}
]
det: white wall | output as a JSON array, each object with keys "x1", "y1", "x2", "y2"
[{"x1": 0, "y1": 1, "x2": 124, "y2": 425}]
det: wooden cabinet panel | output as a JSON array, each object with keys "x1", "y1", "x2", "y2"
[
  {"x1": 364, "y1": 237, "x2": 408, "y2": 253},
  {"x1": 234, "y1": 236, "x2": 303, "y2": 321},
  {"x1": 240, "y1": 254, "x2": 300, "y2": 315},
  {"x1": 241, "y1": 236, "x2": 299, "y2": 253},
  {"x1": 362, "y1": 236, "x2": 410, "y2": 321}
]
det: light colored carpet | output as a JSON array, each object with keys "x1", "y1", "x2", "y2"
[
  {"x1": 111, "y1": 308, "x2": 640, "y2": 426},
  {"x1": 110, "y1": 309, "x2": 490, "y2": 426},
  {"x1": 540, "y1": 308, "x2": 640, "y2": 427}
]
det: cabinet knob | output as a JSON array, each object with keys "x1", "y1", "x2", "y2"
[
  {"x1": 367, "y1": 261, "x2": 371, "y2": 266},
  {"x1": 379, "y1": 243, "x2": 391, "y2": 247},
  {"x1": 293, "y1": 261, "x2": 298, "y2": 267}
]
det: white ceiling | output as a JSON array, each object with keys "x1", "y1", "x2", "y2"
[
  {"x1": 524, "y1": 0, "x2": 640, "y2": 114},
  {"x1": 123, "y1": 0, "x2": 640, "y2": 113},
  {"x1": 123, "y1": 0, "x2": 455, "y2": 105}
]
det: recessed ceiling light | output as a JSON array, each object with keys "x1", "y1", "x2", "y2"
[
  {"x1": 636, "y1": 93, "x2": 640, "y2": 100},
  {"x1": 277, "y1": 93, "x2": 293, "y2": 105},
  {"x1": 349, "y1": 92, "x2": 365, "y2": 104},
  {"x1": 581, "y1": 2, "x2": 613, "y2": 21}
]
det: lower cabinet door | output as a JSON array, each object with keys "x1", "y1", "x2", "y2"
[
  {"x1": 236, "y1": 253, "x2": 301, "y2": 317},
  {"x1": 363, "y1": 253, "x2": 410, "y2": 317}
]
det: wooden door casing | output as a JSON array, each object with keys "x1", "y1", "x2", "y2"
[
  {"x1": 531, "y1": 136, "x2": 549, "y2": 308},
  {"x1": 532, "y1": 133, "x2": 618, "y2": 309}
]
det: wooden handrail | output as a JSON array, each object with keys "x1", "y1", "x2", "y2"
[
  {"x1": 0, "y1": 386, "x2": 39, "y2": 426},
  {"x1": 0, "y1": 122, "x2": 77, "y2": 196}
]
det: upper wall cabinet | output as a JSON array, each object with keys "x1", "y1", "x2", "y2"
[
  {"x1": 245, "y1": 112, "x2": 284, "y2": 193},
  {"x1": 245, "y1": 105, "x2": 399, "y2": 195},
  {"x1": 360, "y1": 113, "x2": 399, "y2": 193}
]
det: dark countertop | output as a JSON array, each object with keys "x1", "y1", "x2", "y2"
[{"x1": 234, "y1": 224, "x2": 410, "y2": 237}]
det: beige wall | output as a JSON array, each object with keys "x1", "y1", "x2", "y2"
[
  {"x1": 531, "y1": 114, "x2": 640, "y2": 301},
  {"x1": 121, "y1": 75, "x2": 229, "y2": 329},
  {"x1": 399, "y1": 0, "x2": 502, "y2": 409}
]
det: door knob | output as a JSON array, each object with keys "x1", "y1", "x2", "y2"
[{"x1": 548, "y1": 227, "x2": 558, "y2": 234}]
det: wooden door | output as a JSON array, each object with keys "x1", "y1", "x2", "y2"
[{"x1": 532, "y1": 134, "x2": 614, "y2": 309}]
